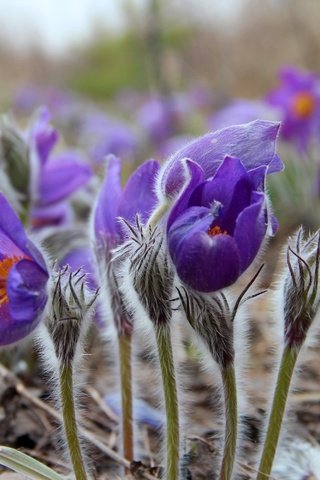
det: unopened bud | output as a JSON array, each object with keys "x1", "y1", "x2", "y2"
[
  {"x1": 46, "y1": 266, "x2": 98, "y2": 366},
  {"x1": 283, "y1": 228, "x2": 320, "y2": 348}
]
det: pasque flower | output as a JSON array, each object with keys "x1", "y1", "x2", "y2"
[
  {"x1": 0, "y1": 193, "x2": 48, "y2": 345},
  {"x1": 94, "y1": 154, "x2": 159, "y2": 251},
  {"x1": 266, "y1": 66, "x2": 320, "y2": 151},
  {"x1": 162, "y1": 120, "x2": 282, "y2": 292}
]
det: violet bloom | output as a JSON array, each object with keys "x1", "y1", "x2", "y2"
[
  {"x1": 208, "y1": 99, "x2": 272, "y2": 132},
  {"x1": 163, "y1": 120, "x2": 282, "y2": 292},
  {"x1": 0, "y1": 193, "x2": 48, "y2": 345},
  {"x1": 80, "y1": 111, "x2": 137, "y2": 164},
  {"x1": 95, "y1": 155, "x2": 160, "y2": 249},
  {"x1": 266, "y1": 66, "x2": 320, "y2": 151},
  {"x1": 137, "y1": 96, "x2": 177, "y2": 145},
  {"x1": 28, "y1": 107, "x2": 92, "y2": 227}
]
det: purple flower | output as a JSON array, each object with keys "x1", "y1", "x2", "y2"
[
  {"x1": 81, "y1": 112, "x2": 137, "y2": 164},
  {"x1": 159, "y1": 120, "x2": 282, "y2": 200},
  {"x1": 208, "y1": 100, "x2": 272, "y2": 132},
  {"x1": 0, "y1": 193, "x2": 48, "y2": 345},
  {"x1": 266, "y1": 66, "x2": 320, "y2": 151},
  {"x1": 94, "y1": 155, "x2": 160, "y2": 249},
  {"x1": 164, "y1": 121, "x2": 282, "y2": 293},
  {"x1": 28, "y1": 107, "x2": 92, "y2": 225},
  {"x1": 137, "y1": 96, "x2": 178, "y2": 145}
]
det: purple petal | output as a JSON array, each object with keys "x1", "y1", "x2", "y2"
[
  {"x1": 233, "y1": 193, "x2": 267, "y2": 272},
  {"x1": 94, "y1": 155, "x2": 122, "y2": 246},
  {"x1": 171, "y1": 229, "x2": 240, "y2": 292},
  {"x1": 3, "y1": 259, "x2": 48, "y2": 345},
  {"x1": 28, "y1": 107, "x2": 59, "y2": 165},
  {"x1": 167, "y1": 159, "x2": 205, "y2": 230},
  {"x1": 0, "y1": 193, "x2": 47, "y2": 269},
  {"x1": 117, "y1": 159, "x2": 160, "y2": 235},
  {"x1": 31, "y1": 202, "x2": 71, "y2": 229},
  {"x1": 38, "y1": 152, "x2": 92, "y2": 206},
  {"x1": 162, "y1": 120, "x2": 282, "y2": 196}
]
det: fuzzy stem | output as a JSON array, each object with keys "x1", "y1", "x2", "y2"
[
  {"x1": 118, "y1": 334, "x2": 134, "y2": 468},
  {"x1": 155, "y1": 325, "x2": 180, "y2": 480},
  {"x1": 257, "y1": 346, "x2": 300, "y2": 480},
  {"x1": 59, "y1": 364, "x2": 88, "y2": 480},
  {"x1": 219, "y1": 364, "x2": 238, "y2": 480},
  {"x1": 147, "y1": 200, "x2": 170, "y2": 229}
]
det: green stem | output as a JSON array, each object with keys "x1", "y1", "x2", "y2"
[
  {"x1": 118, "y1": 334, "x2": 134, "y2": 467},
  {"x1": 59, "y1": 365, "x2": 88, "y2": 480},
  {"x1": 257, "y1": 346, "x2": 300, "y2": 480},
  {"x1": 155, "y1": 325, "x2": 180, "y2": 480},
  {"x1": 219, "y1": 364, "x2": 238, "y2": 480}
]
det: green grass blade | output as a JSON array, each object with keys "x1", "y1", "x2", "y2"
[{"x1": 0, "y1": 446, "x2": 66, "y2": 480}]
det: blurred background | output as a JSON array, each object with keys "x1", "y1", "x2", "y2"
[
  {"x1": 1, "y1": 0, "x2": 319, "y2": 103},
  {"x1": 1, "y1": 0, "x2": 320, "y2": 234}
]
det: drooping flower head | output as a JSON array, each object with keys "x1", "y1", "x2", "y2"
[
  {"x1": 266, "y1": 66, "x2": 320, "y2": 151},
  {"x1": 0, "y1": 193, "x2": 48, "y2": 345},
  {"x1": 158, "y1": 120, "x2": 282, "y2": 292}
]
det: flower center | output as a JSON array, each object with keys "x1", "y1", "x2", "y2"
[
  {"x1": 0, "y1": 256, "x2": 24, "y2": 305},
  {"x1": 292, "y1": 92, "x2": 315, "y2": 119},
  {"x1": 207, "y1": 225, "x2": 227, "y2": 237}
]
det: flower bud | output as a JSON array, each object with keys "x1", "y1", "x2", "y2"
[
  {"x1": 46, "y1": 266, "x2": 98, "y2": 366},
  {"x1": 115, "y1": 217, "x2": 174, "y2": 328},
  {"x1": 283, "y1": 228, "x2": 320, "y2": 348}
]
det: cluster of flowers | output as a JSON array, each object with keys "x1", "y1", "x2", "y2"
[{"x1": 1, "y1": 103, "x2": 320, "y2": 480}]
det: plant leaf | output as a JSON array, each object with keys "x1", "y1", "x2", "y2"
[{"x1": 0, "y1": 446, "x2": 66, "y2": 480}]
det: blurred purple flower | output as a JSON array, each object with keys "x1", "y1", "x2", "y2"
[
  {"x1": 0, "y1": 193, "x2": 48, "y2": 345},
  {"x1": 137, "y1": 96, "x2": 178, "y2": 145},
  {"x1": 208, "y1": 99, "x2": 272, "y2": 131},
  {"x1": 164, "y1": 121, "x2": 282, "y2": 292},
  {"x1": 61, "y1": 247, "x2": 97, "y2": 292},
  {"x1": 105, "y1": 393, "x2": 164, "y2": 429},
  {"x1": 266, "y1": 66, "x2": 320, "y2": 151},
  {"x1": 28, "y1": 107, "x2": 92, "y2": 226},
  {"x1": 94, "y1": 155, "x2": 160, "y2": 249},
  {"x1": 81, "y1": 112, "x2": 137, "y2": 164}
]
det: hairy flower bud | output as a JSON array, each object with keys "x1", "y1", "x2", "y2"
[
  {"x1": 46, "y1": 266, "x2": 98, "y2": 366},
  {"x1": 178, "y1": 265, "x2": 265, "y2": 368},
  {"x1": 116, "y1": 217, "x2": 174, "y2": 328},
  {"x1": 283, "y1": 228, "x2": 320, "y2": 348}
]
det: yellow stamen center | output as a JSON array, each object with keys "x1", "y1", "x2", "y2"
[
  {"x1": 292, "y1": 92, "x2": 315, "y2": 119},
  {"x1": 0, "y1": 256, "x2": 24, "y2": 305},
  {"x1": 207, "y1": 225, "x2": 227, "y2": 237}
]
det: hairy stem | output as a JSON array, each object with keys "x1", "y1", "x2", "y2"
[
  {"x1": 59, "y1": 365, "x2": 88, "y2": 480},
  {"x1": 147, "y1": 201, "x2": 170, "y2": 229},
  {"x1": 219, "y1": 364, "x2": 238, "y2": 480},
  {"x1": 155, "y1": 325, "x2": 180, "y2": 480},
  {"x1": 257, "y1": 346, "x2": 300, "y2": 480},
  {"x1": 118, "y1": 334, "x2": 134, "y2": 467}
]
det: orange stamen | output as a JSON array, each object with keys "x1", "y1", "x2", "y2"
[
  {"x1": 0, "y1": 256, "x2": 25, "y2": 305},
  {"x1": 207, "y1": 225, "x2": 227, "y2": 237},
  {"x1": 292, "y1": 92, "x2": 315, "y2": 119}
]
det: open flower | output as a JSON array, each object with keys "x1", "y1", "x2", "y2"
[
  {"x1": 164, "y1": 121, "x2": 282, "y2": 292},
  {"x1": 266, "y1": 66, "x2": 320, "y2": 151},
  {"x1": 0, "y1": 193, "x2": 48, "y2": 345}
]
